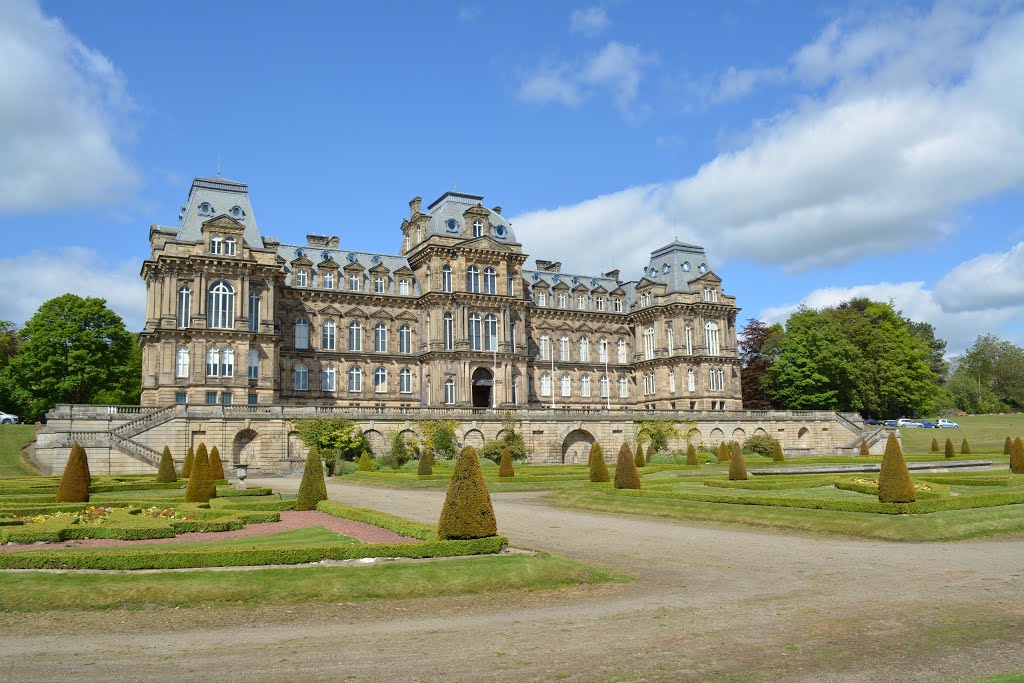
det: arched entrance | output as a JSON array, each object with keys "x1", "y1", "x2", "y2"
[
  {"x1": 471, "y1": 367, "x2": 493, "y2": 408},
  {"x1": 561, "y1": 429, "x2": 595, "y2": 464},
  {"x1": 233, "y1": 429, "x2": 259, "y2": 465}
]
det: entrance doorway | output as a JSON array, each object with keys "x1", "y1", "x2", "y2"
[{"x1": 471, "y1": 367, "x2": 493, "y2": 408}]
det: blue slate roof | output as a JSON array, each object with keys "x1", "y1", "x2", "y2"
[{"x1": 175, "y1": 177, "x2": 264, "y2": 249}]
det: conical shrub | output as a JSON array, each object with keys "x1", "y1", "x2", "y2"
[
  {"x1": 184, "y1": 443, "x2": 217, "y2": 503},
  {"x1": 417, "y1": 448, "x2": 433, "y2": 475},
  {"x1": 358, "y1": 450, "x2": 374, "y2": 471},
  {"x1": 772, "y1": 440, "x2": 785, "y2": 462},
  {"x1": 878, "y1": 432, "x2": 915, "y2": 503},
  {"x1": 859, "y1": 439, "x2": 870, "y2": 456},
  {"x1": 1005, "y1": 436, "x2": 1013, "y2": 456},
  {"x1": 498, "y1": 447, "x2": 515, "y2": 477},
  {"x1": 55, "y1": 442, "x2": 90, "y2": 503},
  {"x1": 156, "y1": 445, "x2": 177, "y2": 483},
  {"x1": 686, "y1": 443, "x2": 698, "y2": 465},
  {"x1": 645, "y1": 445, "x2": 654, "y2": 464},
  {"x1": 437, "y1": 446, "x2": 497, "y2": 540},
  {"x1": 614, "y1": 443, "x2": 641, "y2": 489},
  {"x1": 296, "y1": 447, "x2": 328, "y2": 510},
  {"x1": 588, "y1": 442, "x2": 610, "y2": 482},
  {"x1": 1010, "y1": 437, "x2": 1024, "y2": 474},
  {"x1": 209, "y1": 446, "x2": 226, "y2": 481},
  {"x1": 728, "y1": 444, "x2": 748, "y2": 481},
  {"x1": 930, "y1": 437, "x2": 939, "y2": 453},
  {"x1": 182, "y1": 446, "x2": 195, "y2": 478},
  {"x1": 717, "y1": 442, "x2": 730, "y2": 463},
  {"x1": 634, "y1": 443, "x2": 645, "y2": 468},
  {"x1": 944, "y1": 438, "x2": 955, "y2": 459},
  {"x1": 961, "y1": 438, "x2": 972, "y2": 455}
]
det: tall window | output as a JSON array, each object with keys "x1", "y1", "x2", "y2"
[
  {"x1": 685, "y1": 325, "x2": 693, "y2": 355},
  {"x1": 617, "y1": 339, "x2": 628, "y2": 363},
  {"x1": 373, "y1": 368, "x2": 387, "y2": 393},
  {"x1": 441, "y1": 265, "x2": 452, "y2": 293},
  {"x1": 538, "y1": 334, "x2": 549, "y2": 361},
  {"x1": 348, "y1": 321, "x2": 362, "y2": 351},
  {"x1": 687, "y1": 368, "x2": 696, "y2": 392},
  {"x1": 667, "y1": 327, "x2": 674, "y2": 355},
  {"x1": 399, "y1": 368, "x2": 412, "y2": 393},
  {"x1": 598, "y1": 338, "x2": 608, "y2": 363},
  {"x1": 472, "y1": 219, "x2": 483, "y2": 237},
  {"x1": 600, "y1": 374, "x2": 609, "y2": 399},
  {"x1": 248, "y1": 349, "x2": 259, "y2": 380},
  {"x1": 560, "y1": 374, "x2": 571, "y2": 397},
  {"x1": 348, "y1": 366, "x2": 362, "y2": 392},
  {"x1": 507, "y1": 272, "x2": 514, "y2": 296},
  {"x1": 468, "y1": 313, "x2": 482, "y2": 351},
  {"x1": 177, "y1": 286, "x2": 191, "y2": 328},
  {"x1": 483, "y1": 267, "x2": 496, "y2": 295},
  {"x1": 614, "y1": 299, "x2": 623, "y2": 313},
  {"x1": 224, "y1": 237, "x2": 236, "y2": 256},
  {"x1": 644, "y1": 327, "x2": 655, "y2": 360},
  {"x1": 509, "y1": 318, "x2": 516, "y2": 352},
  {"x1": 705, "y1": 322, "x2": 720, "y2": 355},
  {"x1": 248, "y1": 291, "x2": 260, "y2": 332},
  {"x1": 322, "y1": 364, "x2": 336, "y2": 391},
  {"x1": 176, "y1": 347, "x2": 189, "y2": 378},
  {"x1": 669, "y1": 370, "x2": 676, "y2": 394},
  {"x1": 206, "y1": 348, "x2": 220, "y2": 377},
  {"x1": 348, "y1": 273, "x2": 360, "y2": 291},
  {"x1": 484, "y1": 314, "x2": 497, "y2": 351},
  {"x1": 577, "y1": 294, "x2": 586, "y2": 310},
  {"x1": 399, "y1": 324, "x2": 411, "y2": 354},
  {"x1": 595, "y1": 297, "x2": 605, "y2": 311},
  {"x1": 581, "y1": 375, "x2": 591, "y2": 397},
  {"x1": 211, "y1": 236, "x2": 223, "y2": 255},
  {"x1": 466, "y1": 266, "x2": 480, "y2": 293},
  {"x1": 322, "y1": 320, "x2": 336, "y2": 351},
  {"x1": 207, "y1": 281, "x2": 234, "y2": 329},
  {"x1": 294, "y1": 363, "x2": 308, "y2": 390},
  {"x1": 399, "y1": 279, "x2": 409, "y2": 295},
  {"x1": 323, "y1": 271, "x2": 334, "y2": 289},
  {"x1": 536, "y1": 291, "x2": 547, "y2": 306},
  {"x1": 559, "y1": 336, "x2": 569, "y2": 361},
  {"x1": 374, "y1": 323, "x2": 388, "y2": 353},
  {"x1": 221, "y1": 348, "x2": 234, "y2": 377},
  {"x1": 443, "y1": 313, "x2": 454, "y2": 350},
  {"x1": 709, "y1": 367, "x2": 724, "y2": 391},
  {"x1": 295, "y1": 269, "x2": 307, "y2": 287},
  {"x1": 579, "y1": 337, "x2": 589, "y2": 362},
  {"x1": 374, "y1": 275, "x2": 385, "y2": 293},
  {"x1": 619, "y1": 377, "x2": 629, "y2": 398},
  {"x1": 557, "y1": 293, "x2": 566, "y2": 308},
  {"x1": 294, "y1": 319, "x2": 309, "y2": 349},
  {"x1": 444, "y1": 379, "x2": 455, "y2": 404},
  {"x1": 540, "y1": 372, "x2": 551, "y2": 397}
]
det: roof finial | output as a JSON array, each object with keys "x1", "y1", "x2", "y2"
[{"x1": 217, "y1": 151, "x2": 221, "y2": 178}]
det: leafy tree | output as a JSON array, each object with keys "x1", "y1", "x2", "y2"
[
  {"x1": 378, "y1": 430, "x2": 410, "y2": 469},
  {"x1": 614, "y1": 443, "x2": 640, "y2": 489},
  {"x1": 743, "y1": 434, "x2": 774, "y2": 457},
  {"x1": 55, "y1": 443, "x2": 90, "y2": 503},
  {"x1": 634, "y1": 419, "x2": 680, "y2": 455},
  {"x1": 948, "y1": 335, "x2": 1024, "y2": 412},
  {"x1": 0, "y1": 320, "x2": 16, "y2": 367},
  {"x1": 588, "y1": 443, "x2": 609, "y2": 482},
  {"x1": 291, "y1": 419, "x2": 370, "y2": 461},
  {"x1": 904, "y1": 319, "x2": 949, "y2": 384},
  {"x1": 156, "y1": 446, "x2": 177, "y2": 483},
  {"x1": 296, "y1": 447, "x2": 328, "y2": 510},
  {"x1": 437, "y1": 446, "x2": 497, "y2": 540},
  {"x1": 739, "y1": 319, "x2": 783, "y2": 409},
  {"x1": 878, "y1": 433, "x2": 915, "y2": 503},
  {"x1": 4, "y1": 295, "x2": 138, "y2": 421}
]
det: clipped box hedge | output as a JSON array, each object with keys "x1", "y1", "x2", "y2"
[{"x1": 317, "y1": 500, "x2": 435, "y2": 540}]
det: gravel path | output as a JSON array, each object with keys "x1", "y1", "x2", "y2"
[
  {"x1": 1, "y1": 477, "x2": 1023, "y2": 683},
  {"x1": 0, "y1": 510, "x2": 416, "y2": 552}
]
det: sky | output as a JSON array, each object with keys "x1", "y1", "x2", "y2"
[{"x1": 0, "y1": 0, "x2": 1022, "y2": 355}]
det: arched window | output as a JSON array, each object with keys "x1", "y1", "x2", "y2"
[
  {"x1": 467, "y1": 313, "x2": 482, "y2": 350},
  {"x1": 561, "y1": 374, "x2": 571, "y2": 397},
  {"x1": 444, "y1": 379, "x2": 455, "y2": 404},
  {"x1": 483, "y1": 267, "x2": 496, "y2": 295},
  {"x1": 322, "y1": 320, "x2": 336, "y2": 351},
  {"x1": 579, "y1": 337, "x2": 589, "y2": 362},
  {"x1": 484, "y1": 314, "x2": 497, "y2": 351},
  {"x1": 206, "y1": 347, "x2": 220, "y2": 377},
  {"x1": 644, "y1": 327, "x2": 655, "y2": 360},
  {"x1": 539, "y1": 334, "x2": 550, "y2": 361},
  {"x1": 705, "y1": 321, "x2": 720, "y2": 355},
  {"x1": 443, "y1": 313, "x2": 454, "y2": 351},
  {"x1": 598, "y1": 338, "x2": 608, "y2": 363},
  {"x1": 248, "y1": 291, "x2": 260, "y2": 332},
  {"x1": 176, "y1": 347, "x2": 189, "y2": 378},
  {"x1": 294, "y1": 363, "x2": 308, "y2": 390},
  {"x1": 399, "y1": 324, "x2": 411, "y2": 354},
  {"x1": 322, "y1": 364, "x2": 336, "y2": 391},
  {"x1": 441, "y1": 265, "x2": 452, "y2": 293},
  {"x1": 224, "y1": 237, "x2": 236, "y2": 256},
  {"x1": 374, "y1": 367, "x2": 387, "y2": 393},
  {"x1": 466, "y1": 266, "x2": 480, "y2": 293},
  {"x1": 348, "y1": 366, "x2": 362, "y2": 392},
  {"x1": 294, "y1": 318, "x2": 309, "y2": 349},
  {"x1": 619, "y1": 377, "x2": 629, "y2": 397},
  {"x1": 177, "y1": 286, "x2": 191, "y2": 328},
  {"x1": 323, "y1": 271, "x2": 335, "y2": 289},
  {"x1": 207, "y1": 281, "x2": 234, "y2": 329},
  {"x1": 600, "y1": 374, "x2": 609, "y2": 398},
  {"x1": 581, "y1": 374, "x2": 591, "y2": 397},
  {"x1": 348, "y1": 321, "x2": 362, "y2": 351},
  {"x1": 399, "y1": 367, "x2": 412, "y2": 393},
  {"x1": 374, "y1": 323, "x2": 388, "y2": 353},
  {"x1": 295, "y1": 269, "x2": 308, "y2": 287},
  {"x1": 539, "y1": 372, "x2": 551, "y2": 397},
  {"x1": 374, "y1": 275, "x2": 386, "y2": 293},
  {"x1": 559, "y1": 336, "x2": 569, "y2": 361},
  {"x1": 617, "y1": 339, "x2": 628, "y2": 363},
  {"x1": 687, "y1": 368, "x2": 696, "y2": 392},
  {"x1": 348, "y1": 273, "x2": 360, "y2": 291},
  {"x1": 221, "y1": 348, "x2": 234, "y2": 377},
  {"x1": 399, "y1": 279, "x2": 409, "y2": 295}
]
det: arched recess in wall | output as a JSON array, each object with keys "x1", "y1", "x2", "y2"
[
  {"x1": 732, "y1": 428, "x2": 747, "y2": 443},
  {"x1": 709, "y1": 428, "x2": 725, "y2": 445},
  {"x1": 561, "y1": 429, "x2": 595, "y2": 463},
  {"x1": 752, "y1": 427, "x2": 768, "y2": 438},
  {"x1": 797, "y1": 427, "x2": 810, "y2": 447},
  {"x1": 398, "y1": 429, "x2": 418, "y2": 450},
  {"x1": 686, "y1": 428, "x2": 702, "y2": 445},
  {"x1": 233, "y1": 429, "x2": 259, "y2": 465},
  {"x1": 363, "y1": 429, "x2": 385, "y2": 455},
  {"x1": 463, "y1": 429, "x2": 485, "y2": 449},
  {"x1": 287, "y1": 430, "x2": 304, "y2": 459}
]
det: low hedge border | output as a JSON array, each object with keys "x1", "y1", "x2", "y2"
[
  {"x1": 216, "y1": 487, "x2": 274, "y2": 497},
  {"x1": 914, "y1": 474, "x2": 1023, "y2": 487},
  {"x1": 0, "y1": 536, "x2": 509, "y2": 570},
  {"x1": 833, "y1": 478, "x2": 952, "y2": 499},
  {"x1": 210, "y1": 498, "x2": 296, "y2": 511},
  {"x1": 316, "y1": 500, "x2": 435, "y2": 540},
  {"x1": 700, "y1": 478, "x2": 833, "y2": 491}
]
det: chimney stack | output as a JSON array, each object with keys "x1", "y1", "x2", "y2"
[{"x1": 409, "y1": 196, "x2": 422, "y2": 218}]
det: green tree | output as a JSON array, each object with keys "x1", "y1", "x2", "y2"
[
  {"x1": 588, "y1": 443, "x2": 610, "y2": 482},
  {"x1": 358, "y1": 450, "x2": 374, "y2": 471},
  {"x1": 772, "y1": 440, "x2": 785, "y2": 462},
  {"x1": 184, "y1": 443, "x2": 217, "y2": 503},
  {"x1": 635, "y1": 419, "x2": 680, "y2": 456},
  {"x1": 378, "y1": 430, "x2": 410, "y2": 469},
  {"x1": 949, "y1": 335, "x2": 1024, "y2": 412},
  {"x1": 55, "y1": 443, "x2": 90, "y2": 503},
  {"x1": 417, "y1": 448, "x2": 433, "y2": 475},
  {"x1": 416, "y1": 419, "x2": 461, "y2": 461},
  {"x1": 944, "y1": 438, "x2": 955, "y2": 459},
  {"x1": 209, "y1": 446, "x2": 226, "y2": 480},
  {"x1": 859, "y1": 440, "x2": 870, "y2": 456},
  {"x1": 686, "y1": 443, "x2": 699, "y2": 465},
  {"x1": 3, "y1": 295, "x2": 138, "y2": 421},
  {"x1": 634, "y1": 443, "x2": 645, "y2": 468},
  {"x1": 1004, "y1": 436, "x2": 1013, "y2": 456},
  {"x1": 728, "y1": 442, "x2": 747, "y2": 480},
  {"x1": 156, "y1": 445, "x2": 177, "y2": 483},
  {"x1": 930, "y1": 437, "x2": 939, "y2": 453},
  {"x1": 498, "y1": 447, "x2": 514, "y2": 477},
  {"x1": 614, "y1": 443, "x2": 641, "y2": 490},
  {"x1": 296, "y1": 447, "x2": 328, "y2": 510},
  {"x1": 878, "y1": 433, "x2": 915, "y2": 503},
  {"x1": 437, "y1": 446, "x2": 497, "y2": 540},
  {"x1": 717, "y1": 442, "x2": 730, "y2": 463},
  {"x1": 961, "y1": 438, "x2": 972, "y2": 455},
  {"x1": 291, "y1": 419, "x2": 370, "y2": 461},
  {"x1": 739, "y1": 319, "x2": 783, "y2": 409},
  {"x1": 1010, "y1": 437, "x2": 1024, "y2": 474},
  {"x1": 182, "y1": 446, "x2": 194, "y2": 478}
]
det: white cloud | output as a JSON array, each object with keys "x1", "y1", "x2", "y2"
[
  {"x1": 713, "y1": 66, "x2": 786, "y2": 102},
  {"x1": 512, "y1": 5, "x2": 1024, "y2": 273},
  {"x1": 934, "y1": 241, "x2": 1024, "y2": 313},
  {"x1": 0, "y1": 247, "x2": 146, "y2": 330},
  {"x1": 570, "y1": 7, "x2": 610, "y2": 37},
  {"x1": 517, "y1": 41, "x2": 654, "y2": 115},
  {"x1": 0, "y1": 0, "x2": 137, "y2": 213}
]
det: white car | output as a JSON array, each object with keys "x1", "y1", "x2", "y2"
[
  {"x1": 935, "y1": 418, "x2": 960, "y2": 429},
  {"x1": 0, "y1": 411, "x2": 18, "y2": 424},
  {"x1": 895, "y1": 418, "x2": 921, "y2": 428}
]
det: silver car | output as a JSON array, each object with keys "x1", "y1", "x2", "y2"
[{"x1": 0, "y1": 411, "x2": 18, "y2": 424}]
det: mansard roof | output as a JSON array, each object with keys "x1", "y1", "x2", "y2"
[
  {"x1": 423, "y1": 192, "x2": 517, "y2": 244},
  {"x1": 177, "y1": 177, "x2": 264, "y2": 249}
]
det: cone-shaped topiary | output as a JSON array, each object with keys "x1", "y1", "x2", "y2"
[
  {"x1": 961, "y1": 438, "x2": 972, "y2": 455},
  {"x1": 1010, "y1": 437, "x2": 1024, "y2": 474},
  {"x1": 645, "y1": 445, "x2": 654, "y2": 464},
  {"x1": 296, "y1": 447, "x2": 328, "y2": 510},
  {"x1": 634, "y1": 443, "x2": 646, "y2": 468},
  {"x1": 717, "y1": 442, "x2": 731, "y2": 463},
  {"x1": 358, "y1": 450, "x2": 374, "y2": 471},
  {"x1": 156, "y1": 445, "x2": 177, "y2": 483},
  {"x1": 1005, "y1": 436, "x2": 1013, "y2": 456},
  {"x1": 944, "y1": 437, "x2": 955, "y2": 459},
  {"x1": 55, "y1": 442, "x2": 90, "y2": 503},
  {"x1": 859, "y1": 439, "x2": 870, "y2": 456},
  {"x1": 773, "y1": 440, "x2": 785, "y2": 462},
  {"x1": 417, "y1": 448, "x2": 433, "y2": 475},
  {"x1": 209, "y1": 446, "x2": 226, "y2": 481},
  {"x1": 728, "y1": 443, "x2": 748, "y2": 481},
  {"x1": 878, "y1": 432, "x2": 915, "y2": 503},
  {"x1": 184, "y1": 443, "x2": 217, "y2": 503},
  {"x1": 686, "y1": 443, "x2": 699, "y2": 465},
  {"x1": 930, "y1": 437, "x2": 939, "y2": 453},
  {"x1": 182, "y1": 446, "x2": 194, "y2": 478},
  {"x1": 498, "y1": 447, "x2": 515, "y2": 477},
  {"x1": 588, "y1": 442, "x2": 610, "y2": 482},
  {"x1": 437, "y1": 446, "x2": 497, "y2": 540},
  {"x1": 614, "y1": 443, "x2": 641, "y2": 489}
]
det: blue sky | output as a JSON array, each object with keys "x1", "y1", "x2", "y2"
[{"x1": 1, "y1": 0, "x2": 1022, "y2": 354}]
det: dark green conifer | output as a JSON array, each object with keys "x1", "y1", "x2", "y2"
[
  {"x1": 55, "y1": 443, "x2": 90, "y2": 503},
  {"x1": 728, "y1": 443, "x2": 747, "y2": 481},
  {"x1": 1010, "y1": 437, "x2": 1024, "y2": 474},
  {"x1": 944, "y1": 438, "x2": 955, "y2": 459},
  {"x1": 614, "y1": 443, "x2": 641, "y2": 489},
  {"x1": 588, "y1": 442, "x2": 610, "y2": 482},
  {"x1": 417, "y1": 448, "x2": 433, "y2": 475},
  {"x1": 930, "y1": 437, "x2": 939, "y2": 453},
  {"x1": 296, "y1": 447, "x2": 328, "y2": 510},
  {"x1": 634, "y1": 443, "x2": 646, "y2": 468},
  {"x1": 209, "y1": 446, "x2": 226, "y2": 481},
  {"x1": 498, "y1": 447, "x2": 514, "y2": 477},
  {"x1": 182, "y1": 446, "x2": 195, "y2": 478},
  {"x1": 437, "y1": 446, "x2": 497, "y2": 540},
  {"x1": 156, "y1": 445, "x2": 177, "y2": 483},
  {"x1": 686, "y1": 443, "x2": 699, "y2": 465},
  {"x1": 773, "y1": 440, "x2": 785, "y2": 462},
  {"x1": 717, "y1": 442, "x2": 730, "y2": 463},
  {"x1": 878, "y1": 433, "x2": 915, "y2": 503},
  {"x1": 859, "y1": 440, "x2": 870, "y2": 456},
  {"x1": 358, "y1": 450, "x2": 374, "y2": 471},
  {"x1": 184, "y1": 443, "x2": 217, "y2": 503},
  {"x1": 961, "y1": 438, "x2": 972, "y2": 455},
  {"x1": 1004, "y1": 436, "x2": 1012, "y2": 456}
]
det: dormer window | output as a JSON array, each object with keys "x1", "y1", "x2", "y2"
[
  {"x1": 682, "y1": 261, "x2": 691, "y2": 272},
  {"x1": 349, "y1": 273, "x2": 360, "y2": 291},
  {"x1": 613, "y1": 298, "x2": 623, "y2": 313},
  {"x1": 211, "y1": 236, "x2": 223, "y2": 255},
  {"x1": 295, "y1": 270, "x2": 308, "y2": 287},
  {"x1": 445, "y1": 219, "x2": 459, "y2": 233},
  {"x1": 229, "y1": 205, "x2": 245, "y2": 220},
  {"x1": 472, "y1": 220, "x2": 483, "y2": 237},
  {"x1": 374, "y1": 275, "x2": 385, "y2": 293},
  {"x1": 198, "y1": 202, "x2": 214, "y2": 217},
  {"x1": 537, "y1": 291, "x2": 547, "y2": 306},
  {"x1": 557, "y1": 293, "x2": 566, "y2": 308},
  {"x1": 699, "y1": 263, "x2": 708, "y2": 274},
  {"x1": 577, "y1": 294, "x2": 586, "y2": 310},
  {"x1": 399, "y1": 279, "x2": 409, "y2": 295},
  {"x1": 323, "y1": 271, "x2": 334, "y2": 289},
  {"x1": 495, "y1": 225, "x2": 507, "y2": 238},
  {"x1": 224, "y1": 237, "x2": 236, "y2": 256}
]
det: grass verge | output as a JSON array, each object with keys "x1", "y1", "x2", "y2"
[{"x1": 0, "y1": 425, "x2": 37, "y2": 477}]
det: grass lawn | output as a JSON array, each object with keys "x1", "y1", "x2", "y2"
[
  {"x1": 899, "y1": 414, "x2": 1024, "y2": 454},
  {"x1": 0, "y1": 552, "x2": 629, "y2": 612},
  {"x1": 0, "y1": 424, "x2": 37, "y2": 477}
]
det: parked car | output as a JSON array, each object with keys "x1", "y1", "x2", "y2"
[
  {"x1": 0, "y1": 411, "x2": 18, "y2": 424},
  {"x1": 884, "y1": 420, "x2": 896, "y2": 427},
  {"x1": 863, "y1": 418, "x2": 881, "y2": 426},
  {"x1": 917, "y1": 420, "x2": 937, "y2": 429},
  {"x1": 936, "y1": 418, "x2": 960, "y2": 429},
  {"x1": 896, "y1": 418, "x2": 921, "y2": 428}
]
